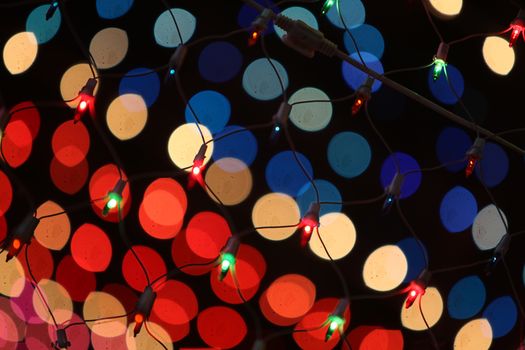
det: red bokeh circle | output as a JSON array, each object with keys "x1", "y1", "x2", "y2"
[
  {"x1": 70, "y1": 223, "x2": 112, "y2": 272},
  {"x1": 197, "y1": 306, "x2": 247, "y2": 349},
  {"x1": 50, "y1": 156, "x2": 89, "y2": 195},
  {"x1": 89, "y1": 164, "x2": 131, "y2": 222},
  {"x1": 121, "y1": 245, "x2": 166, "y2": 292},
  {"x1": 55, "y1": 255, "x2": 97, "y2": 302},
  {"x1": 186, "y1": 211, "x2": 231, "y2": 259},
  {"x1": 52, "y1": 120, "x2": 90, "y2": 167}
]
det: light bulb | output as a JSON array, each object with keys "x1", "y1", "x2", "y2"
[
  {"x1": 321, "y1": 0, "x2": 336, "y2": 14},
  {"x1": 432, "y1": 58, "x2": 446, "y2": 81},
  {"x1": 219, "y1": 252, "x2": 236, "y2": 281},
  {"x1": 325, "y1": 315, "x2": 344, "y2": 341},
  {"x1": 509, "y1": 23, "x2": 524, "y2": 47},
  {"x1": 102, "y1": 179, "x2": 127, "y2": 217}
]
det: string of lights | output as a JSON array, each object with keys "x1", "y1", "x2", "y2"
[{"x1": 0, "y1": 0, "x2": 524, "y2": 349}]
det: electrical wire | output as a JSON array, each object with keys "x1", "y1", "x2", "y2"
[
  {"x1": 448, "y1": 27, "x2": 512, "y2": 46},
  {"x1": 336, "y1": 0, "x2": 367, "y2": 68},
  {"x1": 418, "y1": 296, "x2": 440, "y2": 350},
  {"x1": 261, "y1": 33, "x2": 288, "y2": 102},
  {"x1": 35, "y1": 196, "x2": 107, "y2": 220},
  {"x1": 320, "y1": 193, "x2": 386, "y2": 206},
  {"x1": 205, "y1": 121, "x2": 274, "y2": 145},
  {"x1": 231, "y1": 268, "x2": 263, "y2": 340},
  {"x1": 383, "y1": 62, "x2": 434, "y2": 76},
  {"x1": 289, "y1": 92, "x2": 356, "y2": 107},
  {"x1": 63, "y1": 310, "x2": 134, "y2": 330},
  {"x1": 159, "y1": 0, "x2": 184, "y2": 45},
  {"x1": 144, "y1": 321, "x2": 168, "y2": 350},
  {"x1": 420, "y1": 0, "x2": 445, "y2": 43},
  {"x1": 151, "y1": 259, "x2": 220, "y2": 288}
]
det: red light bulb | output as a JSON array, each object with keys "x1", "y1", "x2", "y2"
[
  {"x1": 465, "y1": 156, "x2": 477, "y2": 178},
  {"x1": 352, "y1": 97, "x2": 364, "y2": 115},
  {"x1": 248, "y1": 31, "x2": 260, "y2": 46},
  {"x1": 133, "y1": 313, "x2": 144, "y2": 336},
  {"x1": 405, "y1": 287, "x2": 423, "y2": 309},
  {"x1": 192, "y1": 166, "x2": 201, "y2": 176},
  {"x1": 300, "y1": 224, "x2": 314, "y2": 247},
  {"x1": 509, "y1": 24, "x2": 524, "y2": 47},
  {"x1": 78, "y1": 100, "x2": 88, "y2": 112}
]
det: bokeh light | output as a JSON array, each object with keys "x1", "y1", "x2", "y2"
[
  {"x1": 89, "y1": 27, "x2": 128, "y2": 69},
  {"x1": 252, "y1": 192, "x2": 301, "y2": 241},
  {"x1": 482, "y1": 296, "x2": 517, "y2": 338},
  {"x1": 345, "y1": 326, "x2": 404, "y2": 350},
  {"x1": 380, "y1": 152, "x2": 421, "y2": 199},
  {"x1": 482, "y1": 36, "x2": 515, "y2": 75},
  {"x1": 309, "y1": 212, "x2": 356, "y2": 260},
  {"x1": 96, "y1": 0, "x2": 134, "y2": 19},
  {"x1": 50, "y1": 156, "x2": 89, "y2": 194},
  {"x1": 154, "y1": 8, "x2": 196, "y2": 48},
  {"x1": 401, "y1": 287, "x2": 443, "y2": 331},
  {"x1": 243, "y1": 58, "x2": 289, "y2": 101},
  {"x1": 197, "y1": 306, "x2": 247, "y2": 349},
  {"x1": 34, "y1": 200, "x2": 70, "y2": 250},
  {"x1": 71, "y1": 223, "x2": 112, "y2": 272},
  {"x1": 3, "y1": 32, "x2": 38, "y2": 75},
  {"x1": 428, "y1": 0, "x2": 463, "y2": 17},
  {"x1": 0, "y1": 170, "x2": 13, "y2": 216},
  {"x1": 204, "y1": 157, "x2": 253, "y2": 206},
  {"x1": 472, "y1": 205, "x2": 508, "y2": 251},
  {"x1": 343, "y1": 24, "x2": 385, "y2": 59},
  {"x1": 167, "y1": 123, "x2": 214, "y2": 171},
  {"x1": 288, "y1": 87, "x2": 332, "y2": 132},
  {"x1": 363, "y1": 245, "x2": 408, "y2": 292},
  {"x1": 274, "y1": 7, "x2": 318, "y2": 39},
  {"x1": 342, "y1": 52, "x2": 383, "y2": 92},
  {"x1": 440, "y1": 186, "x2": 477, "y2": 233},
  {"x1": 32, "y1": 279, "x2": 73, "y2": 325},
  {"x1": 83, "y1": 291, "x2": 128, "y2": 337},
  {"x1": 106, "y1": 93, "x2": 148, "y2": 141},
  {"x1": 447, "y1": 276, "x2": 486, "y2": 320},
  {"x1": 297, "y1": 179, "x2": 342, "y2": 217},
  {"x1": 122, "y1": 245, "x2": 167, "y2": 292},
  {"x1": 153, "y1": 280, "x2": 198, "y2": 326},
  {"x1": 0, "y1": 251, "x2": 25, "y2": 298},
  {"x1": 325, "y1": 0, "x2": 366, "y2": 29},
  {"x1": 89, "y1": 163, "x2": 131, "y2": 222},
  {"x1": 198, "y1": 41, "x2": 243, "y2": 83},
  {"x1": 22, "y1": 240, "x2": 54, "y2": 281},
  {"x1": 55, "y1": 255, "x2": 97, "y2": 302},
  {"x1": 52, "y1": 120, "x2": 90, "y2": 167},
  {"x1": 328, "y1": 131, "x2": 372, "y2": 179},
  {"x1": 126, "y1": 321, "x2": 173, "y2": 350},
  {"x1": 119, "y1": 68, "x2": 160, "y2": 107},
  {"x1": 186, "y1": 211, "x2": 231, "y2": 260},
  {"x1": 475, "y1": 142, "x2": 509, "y2": 187},
  {"x1": 185, "y1": 90, "x2": 231, "y2": 134},
  {"x1": 60, "y1": 63, "x2": 99, "y2": 108},
  {"x1": 396, "y1": 237, "x2": 427, "y2": 283},
  {"x1": 26, "y1": 5, "x2": 61, "y2": 44},
  {"x1": 428, "y1": 64, "x2": 464, "y2": 105},
  {"x1": 453, "y1": 318, "x2": 492, "y2": 350},
  {"x1": 1, "y1": 117, "x2": 33, "y2": 168},
  {"x1": 211, "y1": 125, "x2": 258, "y2": 166},
  {"x1": 266, "y1": 150, "x2": 313, "y2": 197},
  {"x1": 435, "y1": 127, "x2": 470, "y2": 172}
]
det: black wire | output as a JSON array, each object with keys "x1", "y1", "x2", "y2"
[
  {"x1": 395, "y1": 200, "x2": 430, "y2": 269},
  {"x1": 336, "y1": 0, "x2": 367, "y2": 68},
  {"x1": 159, "y1": 0, "x2": 184, "y2": 45},
  {"x1": 401, "y1": 157, "x2": 467, "y2": 177},
  {"x1": 0, "y1": 145, "x2": 36, "y2": 213},
  {"x1": 319, "y1": 193, "x2": 386, "y2": 206},
  {"x1": 174, "y1": 72, "x2": 207, "y2": 144},
  {"x1": 420, "y1": 0, "x2": 445, "y2": 43},
  {"x1": 144, "y1": 321, "x2": 168, "y2": 350},
  {"x1": 261, "y1": 34, "x2": 287, "y2": 102},
  {"x1": 36, "y1": 196, "x2": 106, "y2": 220},
  {"x1": 383, "y1": 62, "x2": 434, "y2": 76},
  {"x1": 187, "y1": 28, "x2": 249, "y2": 49},
  {"x1": 25, "y1": 245, "x2": 59, "y2": 328},
  {"x1": 117, "y1": 202, "x2": 151, "y2": 286},
  {"x1": 150, "y1": 259, "x2": 220, "y2": 288},
  {"x1": 63, "y1": 310, "x2": 134, "y2": 330},
  {"x1": 205, "y1": 121, "x2": 274, "y2": 145},
  {"x1": 448, "y1": 27, "x2": 512, "y2": 46},
  {"x1": 431, "y1": 258, "x2": 491, "y2": 275},
  {"x1": 231, "y1": 267, "x2": 263, "y2": 340},
  {"x1": 343, "y1": 335, "x2": 353, "y2": 350},
  {"x1": 418, "y1": 296, "x2": 440, "y2": 350},
  {"x1": 89, "y1": 112, "x2": 125, "y2": 180},
  {"x1": 289, "y1": 92, "x2": 356, "y2": 107},
  {"x1": 127, "y1": 166, "x2": 192, "y2": 183}
]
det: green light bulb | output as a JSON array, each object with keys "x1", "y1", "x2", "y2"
[
  {"x1": 219, "y1": 253, "x2": 236, "y2": 281},
  {"x1": 432, "y1": 58, "x2": 446, "y2": 81},
  {"x1": 325, "y1": 315, "x2": 345, "y2": 342},
  {"x1": 102, "y1": 192, "x2": 122, "y2": 216},
  {"x1": 321, "y1": 0, "x2": 336, "y2": 14}
]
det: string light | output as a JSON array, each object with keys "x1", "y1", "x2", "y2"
[
  {"x1": 299, "y1": 202, "x2": 320, "y2": 247},
  {"x1": 102, "y1": 178, "x2": 127, "y2": 216},
  {"x1": 249, "y1": 9, "x2": 273, "y2": 46},
  {"x1": 382, "y1": 172, "x2": 404, "y2": 214},
  {"x1": 465, "y1": 137, "x2": 485, "y2": 177},
  {"x1": 46, "y1": 1, "x2": 59, "y2": 21},
  {"x1": 405, "y1": 269, "x2": 432, "y2": 309},
  {"x1": 432, "y1": 42, "x2": 449, "y2": 81},
  {"x1": 3, "y1": 215, "x2": 40, "y2": 262},
  {"x1": 73, "y1": 78, "x2": 97, "y2": 124},
  {"x1": 321, "y1": 0, "x2": 336, "y2": 15},
  {"x1": 165, "y1": 45, "x2": 188, "y2": 82},
  {"x1": 53, "y1": 329, "x2": 71, "y2": 350},
  {"x1": 509, "y1": 9, "x2": 525, "y2": 47},
  {"x1": 485, "y1": 234, "x2": 511, "y2": 275},
  {"x1": 352, "y1": 76, "x2": 374, "y2": 116},
  {"x1": 218, "y1": 237, "x2": 240, "y2": 281},
  {"x1": 133, "y1": 285, "x2": 156, "y2": 337},
  {"x1": 271, "y1": 101, "x2": 291, "y2": 138},
  {"x1": 188, "y1": 143, "x2": 208, "y2": 189},
  {"x1": 324, "y1": 298, "x2": 348, "y2": 342}
]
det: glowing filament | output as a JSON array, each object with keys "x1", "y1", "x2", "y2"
[{"x1": 325, "y1": 315, "x2": 344, "y2": 341}]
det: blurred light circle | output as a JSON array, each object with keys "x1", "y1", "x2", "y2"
[
  {"x1": 106, "y1": 93, "x2": 148, "y2": 141},
  {"x1": 0, "y1": 251, "x2": 24, "y2": 298},
  {"x1": 297, "y1": 179, "x2": 342, "y2": 217},
  {"x1": 126, "y1": 321, "x2": 173, "y2": 350},
  {"x1": 21, "y1": 240, "x2": 53, "y2": 282},
  {"x1": 185, "y1": 90, "x2": 231, "y2": 134},
  {"x1": 0, "y1": 302, "x2": 24, "y2": 345},
  {"x1": 428, "y1": 0, "x2": 463, "y2": 17},
  {"x1": 435, "y1": 127, "x2": 470, "y2": 172},
  {"x1": 328, "y1": 131, "x2": 371, "y2": 178},
  {"x1": 346, "y1": 326, "x2": 404, "y2": 350},
  {"x1": 154, "y1": 8, "x2": 196, "y2": 48},
  {"x1": 0, "y1": 170, "x2": 12, "y2": 215},
  {"x1": 344, "y1": 24, "x2": 385, "y2": 59},
  {"x1": 252, "y1": 192, "x2": 301, "y2": 241},
  {"x1": 326, "y1": 0, "x2": 365, "y2": 29},
  {"x1": 71, "y1": 223, "x2": 112, "y2": 272},
  {"x1": 52, "y1": 120, "x2": 90, "y2": 167},
  {"x1": 475, "y1": 142, "x2": 509, "y2": 187},
  {"x1": 289, "y1": 87, "x2": 332, "y2": 132},
  {"x1": 210, "y1": 244, "x2": 266, "y2": 304},
  {"x1": 171, "y1": 229, "x2": 218, "y2": 276},
  {"x1": 3, "y1": 32, "x2": 38, "y2": 75},
  {"x1": 9, "y1": 279, "x2": 41, "y2": 324},
  {"x1": 89, "y1": 27, "x2": 128, "y2": 69},
  {"x1": 83, "y1": 291, "x2": 127, "y2": 337},
  {"x1": 380, "y1": 152, "x2": 422, "y2": 199},
  {"x1": 238, "y1": 0, "x2": 278, "y2": 34},
  {"x1": 60, "y1": 63, "x2": 99, "y2": 108},
  {"x1": 211, "y1": 125, "x2": 258, "y2": 166},
  {"x1": 119, "y1": 68, "x2": 160, "y2": 107},
  {"x1": 265, "y1": 150, "x2": 313, "y2": 197},
  {"x1": 96, "y1": 0, "x2": 134, "y2": 19},
  {"x1": 26, "y1": 5, "x2": 61, "y2": 44},
  {"x1": 153, "y1": 280, "x2": 198, "y2": 325},
  {"x1": 102, "y1": 283, "x2": 137, "y2": 317},
  {"x1": 482, "y1": 36, "x2": 515, "y2": 75},
  {"x1": 274, "y1": 7, "x2": 318, "y2": 39},
  {"x1": 427, "y1": 63, "x2": 464, "y2": 105},
  {"x1": 122, "y1": 245, "x2": 167, "y2": 292},
  {"x1": 50, "y1": 156, "x2": 89, "y2": 194},
  {"x1": 363, "y1": 245, "x2": 407, "y2": 292},
  {"x1": 1, "y1": 118, "x2": 33, "y2": 168},
  {"x1": 243, "y1": 58, "x2": 289, "y2": 101},
  {"x1": 55, "y1": 255, "x2": 96, "y2": 302},
  {"x1": 309, "y1": 212, "x2": 356, "y2": 260},
  {"x1": 265, "y1": 274, "x2": 316, "y2": 322},
  {"x1": 401, "y1": 287, "x2": 443, "y2": 331},
  {"x1": 92, "y1": 332, "x2": 127, "y2": 350},
  {"x1": 396, "y1": 237, "x2": 427, "y2": 283},
  {"x1": 440, "y1": 186, "x2": 477, "y2": 233},
  {"x1": 205, "y1": 157, "x2": 253, "y2": 206},
  {"x1": 139, "y1": 178, "x2": 187, "y2": 239},
  {"x1": 482, "y1": 296, "x2": 517, "y2": 338},
  {"x1": 472, "y1": 205, "x2": 507, "y2": 251},
  {"x1": 34, "y1": 200, "x2": 70, "y2": 250},
  {"x1": 167, "y1": 123, "x2": 213, "y2": 171},
  {"x1": 342, "y1": 52, "x2": 383, "y2": 92},
  {"x1": 453, "y1": 318, "x2": 492, "y2": 350},
  {"x1": 8, "y1": 101, "x2": 40, "y2": 141},
  {"x1": 198, "y1": 41, "x2": 243, "y2": 83},
  {"x1": 447, "y1": 276, "x2": 486, "y2": 320},
  {"x1": 186, "y1": 212, "x2": 231, "y2": 260},
  {"x1": 197, "y1": 306, "x2": 247, "y2": 349},
  {"x1": 32, "y1": 279, "x2": 73, "y2": 325},
  {"x1": 293, "y1": 298, "x2": 350, "y2": 349},
  {"x1": 89, "y1": 164, "x2": 131, "y2": 222}
]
